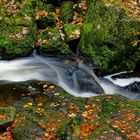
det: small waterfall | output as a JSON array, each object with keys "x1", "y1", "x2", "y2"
[
  {"x1": 0, "y1": 53, "x2": 139, "y2": 100},
  {"x1": 32, "y1": 53, "x2": 105, "y2": 97},
  {"x1": 0, "y1": 53, "x2": 104, "y2": 97}
]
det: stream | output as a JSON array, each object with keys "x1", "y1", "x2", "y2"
[{"x1": 0, "y1": 53, "x2": 140, "y2": 102}]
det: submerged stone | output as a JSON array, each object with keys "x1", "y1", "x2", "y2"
[{"x1": 125, "y1": 82, "x2": 140, "y2": 93}]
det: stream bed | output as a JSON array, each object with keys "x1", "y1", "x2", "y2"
[{"x1": 0, "y1": 54, "x2": 139, "y2": 139}]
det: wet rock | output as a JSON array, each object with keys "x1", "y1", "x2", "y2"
[
  {"x1": 134, "y1": 61, "x2": 140, "y2": 73},
  {"x1": 45, "y1": 0, "x2": 79, "y2": 6},
  {"x1": 112, "y1": 72, "x2": 132, "y2": 79},
  {"x1": 32, "y1": 94, "x2": 49, "y2": 106},
  {"x1": 125, "y1": 82, "x2": 140, "y2": 93},
  {"x1": 67, "y1": 38, "x2": 80, "y2": 53},
  {"x1": 44, "y1": 0, "x2": 60, "y2": 6},
  {"x1": 0, "y1": 83, "x2": 30, "y2": 107},
  {"x1": 63, "y1": 23, "x2": 81, "y2": 53}
]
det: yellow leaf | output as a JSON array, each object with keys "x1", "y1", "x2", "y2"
[
  {"x1": 49, "y1": 85, "x2": 55, "y2": 89},
  {"x1": 37, "y1": 103, "x2": 43, "y2": 107},
  {"x1": 27, "y1": 102, "x2": 33, "y2": 106}
]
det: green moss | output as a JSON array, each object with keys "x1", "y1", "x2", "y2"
[
  {"x1": 0, "y1": 107, "x2": 16, "y2": 125},
  {"x1": 39, "y1": 27, "x2": 71, "y2": 55},
  {"x1": 35, "y1": 1, "x2": 55, "y2": 12},
  {"x1": 36, "y1": 13, "x2": 56, "y2": 29},
  {"x1": 64, "y1": 24, "x2": 81, "y2": 42},
  {"x1": 0, "y1": 81, "x2": 140, "y2": 139},
  {"x1": 0, "y1": 0, "x2": 37, "y2": 59},
  {"x1": 57, "y1": 116, "x2": 82, "y2": 139},
  {"x1": 97, "y1": 95, "x2": 125, "y2": 120},
  {"x1": 0, "y1": 107, "x2": 16, "y2": 131},
  {"x1": 60, "y1": 1, "x2": 74, "y2": 23},
  {"x1": 79, "y1": 1, "x2": 140, "y2": 74},
  {"x1": 13, "y1": 118, "x2": 44, "y2": 140}
]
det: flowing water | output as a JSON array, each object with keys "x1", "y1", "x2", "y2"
[{"x1": 0, "y1": 53, "x2": 140, "y2": 100}]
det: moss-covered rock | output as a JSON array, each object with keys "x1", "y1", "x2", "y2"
[
  {"x1": 12, "y1": 117, "x2": 44, "y2": 140},
  {"x1": 45, "y1": 0, "x2": 80, "y2": 6},
  {"x1": 12, "y1": 93, "x2": 140, "y2": 140},
  {"x1": 35, "y1": 1, "x2": 55, "y2": 29},
  {"x1": 64, "y1": 23, "x2": 81, "y2": 42},
  {"x1": 0, "y1": 0, "x2": 37, "y2": 60},
  {"x1": 0, "y1": 107, "x2": 16, "y2": 131},
  {"x1": 60, "y1": 1, "x2": 74, "y2": 23},
  {"x1": 0, "y1": 81, "x2": 140, "y2": 139},
  {"x1": 38, "y1": 27, "x2": 72, "y2": 55},
  {"x1": 35, "y1": 1, "x2": 55, "y2": 12},
  {"x1": 78, "y1": 1, "x2": 140, "y2": 74},
  {"x1": 36, "y1": 13, "x2": 56, "y2": 29},
  {"x1": 63, "y1": 23, "x2": 81, "y2": 53}
]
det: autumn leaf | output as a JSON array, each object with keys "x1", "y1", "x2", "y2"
[{"x1": 0, "y1": 113, "x2": 8, "y2": 121}]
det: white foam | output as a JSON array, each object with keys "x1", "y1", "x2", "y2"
[
  {"x1": 0, "y1": 55, "x2": 139, "y2": 99},
  {"x1": 105, "y1": 72, "x2": 140, "y2": 87}
]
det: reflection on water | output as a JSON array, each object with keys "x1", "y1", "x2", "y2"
[{"x1": 0, "y1": 81, "x2": 49, "y2": 107}]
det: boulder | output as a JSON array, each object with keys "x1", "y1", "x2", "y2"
[
  {"x1": 60, "y1": 1, "x2": 74, "y2": 23},
  {"x1": 35, "y1": 1, "x2": 55, "y2": 29},
  {"x1": 64, "y1": 23, "x2": 81, "y2": 42},
  {"x1": 36, "y1": 13, "x2": 56, "y2": 29},
  {"x1": 35, "y1": 1, "x2": 55, "y2": 12},
  {"x1": 13, "y1": 118, "x2": 44, "y2": 140},
  {"x1": 45, "y1": 0, "x2": 79, "y2": 6},
  {"x1": 0, "y1": 0, "x2": 37, "y2": 60},
  {"x1": 38, "y1": 27, "x2": 72, "y2": 55},
  {"x1": 0, "y1": 107, "x2": 16, "y2": 131},
  {"x1": 78, "y1": 1, "x2": 140, "y2": 74},
  {"x1": 0, "y1": 81, "x2": 140, "y2": 139}
]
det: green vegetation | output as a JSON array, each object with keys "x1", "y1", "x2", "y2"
[
  {"x1": 39, "y1": 27, "x2": 71, "y2": 55},
  {"x1": 64, "y1": 23, "x2": 81, "y2": 41},
  {"x1": 78, "y1": 1, "x2": 140, "y2": 74},
  {"x1": 60, "y1": 1, "x2": 74, "y2": 23},
  {"x1": 0, "y1": 81, "x2": 139, "y2": 139},
  {"x1": 0, "y1": 0, "x2": 36, "y2": 59},
  {"x1": 0, "y1": 0, "x2": 140, "y2": 139}
]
